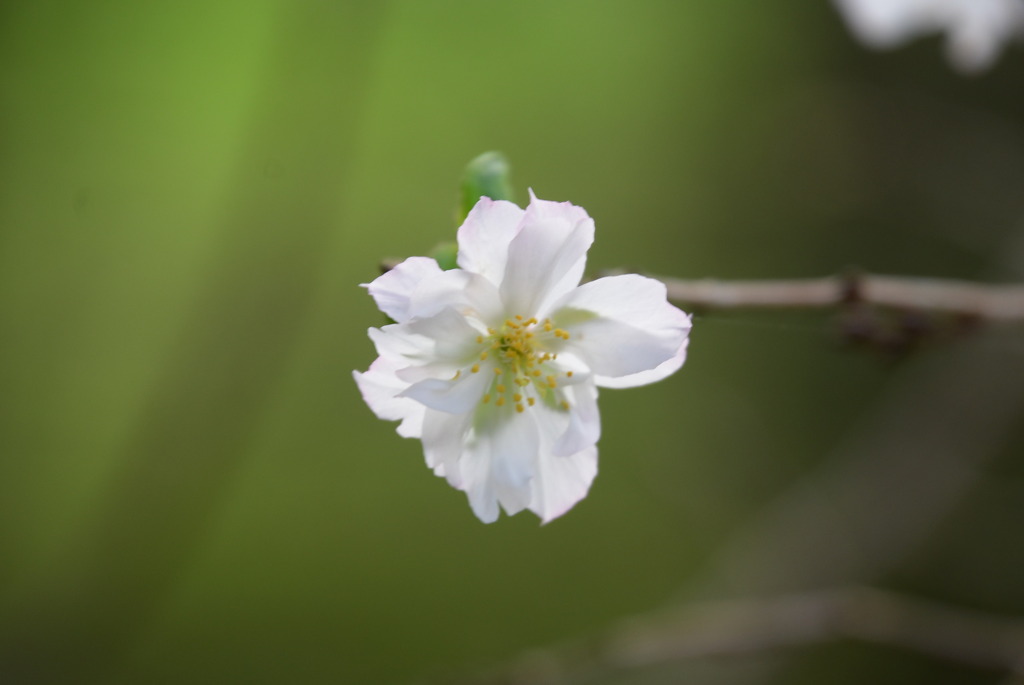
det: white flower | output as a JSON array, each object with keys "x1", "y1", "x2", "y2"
[
  {"x1": 833, "y1": 0, "x2": 1024, "y2": 72},
  {"x1": 353, "y1": 192, "x2": 691, "y2": 523}
]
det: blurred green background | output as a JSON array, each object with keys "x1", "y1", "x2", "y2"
[{"x1": 2, "y1": 2, "x2": 1024, "y2": 683}]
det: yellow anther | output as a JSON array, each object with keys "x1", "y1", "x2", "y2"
[
  {"x1": 527, "y1": 397, "x2": 536, "y2": 406},
  {"x1": 543, "y1": 322, "x2": 553, "y2": 332},
  {"x1": 532, "y1": 369, "x2": 542, "y2": 377},
  {"x1": 493, "y1": 367, "x2": 502, "y2": 375},
  {"x1": 496, "y1": 384, "x2": 506, "y2": 394},
  {"x1": 513, "y1": 393, "x2": 522, "y2": 402},
  {"x1": 505, "y1": 319, "x2": 518, "y2": 329},
  {"x1": 566, "y1": 371, "x2": 573, "y2": 377},
  {"x1": 546, "y1": 375, "x2": 556, "y2": 385},
  {"x1": 476, "y1": 335, "x2": 484, "y2": 344},
  {"x1": 480, "y1": 351, "x2": 488, "y2": 360},
  {"x1": 471, "y1": 364, "x2": 480, "y2": 373},
  {"x1": 515, "y1": 314, "x2": 523, "y2": 321},
  {"x1": 516, "y1": 403, "x2": 525, "y2": 413},
  {"x1": 496, "y1": 396, "x2": 506, "y2": 407},
  {"x1": 560, "y1": 400, "x2": 570, "y2": 410},
  {"x1": 482, "y1": 394, "x2": 491, "y2": 404}
]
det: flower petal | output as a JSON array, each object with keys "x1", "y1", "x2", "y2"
[
  {"x1": 401, "y1": 365, "x2": 492, "y2": 414},
  {"x1": 499, "y1": 191, "x2": 595, "y2": 316},
  {"x1": 422, "y1": 408, "x2": 473, "y2": 488},
  {"x1": 552, "y1": 274, "x2": 691, "y2": 385},
  {"x1": 553, "y1": 379, "x2": 601, "y2": 456},
  {"x1": 363, "y1": 256, "x2": 443, "y2": 324},
  {"x1": 400, "y1": 307, "x2": 483, "y2": 365},
  {"x1": 485, "y1": 410, "x2": 542, "y2": 518},
  {"x1": 352, "y1": 357, "x2": 425, "y2": 439},
  {"x1": 456, "y1": 197, "x2": 526, "y2": 287},
  {"x1": 459, "y1": 447, "x2": 500, "y2": 523},
  {"x1": 530, "y1": 445, "x2": 598, "y2": 524},
  {"x1": 596, "y1": 337, "x2": 689, "y2": 389},
  {"x1": 406, "y1": 269, "x2": 504, "y2": 324}
]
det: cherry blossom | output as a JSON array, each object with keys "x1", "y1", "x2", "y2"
[{"x1": 354, "y1": 192, "x2": 691, "y2": 523}]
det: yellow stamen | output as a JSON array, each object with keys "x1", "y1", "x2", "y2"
[
  {"x1": 527, "y1": 397, "x2": 536, "y2": 406},
  {"x1": 560, "y1": 400, "x2": 570, "y2": 410},
  {"x1": 482, "y1": 394, "x2": 491, "y2": 404},
  {"x1": 513, "y1": 393, "x2": 522, "y2": 402},
  {"x1": 515, "y1": 403, "x2": 524, "y2": 413},
  {"x1": 496, "y1": 384, "x2": 506, "y2": 394},
  {"x1": 566, "y1": 371, "x2": 573, "y2": 377},
  {"x1": 496, "y1": 396, "x2": 506, "y2": 407},
  {"x1": 471, "y1": 364, "x2": 480, "y2": 373}
]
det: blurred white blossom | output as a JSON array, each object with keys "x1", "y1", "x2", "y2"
[
  {"x1": 833, "y1": 0, "x2": 1024, "y2": 72},
  {"x1": 354, "y1": 193, "x2": 691, "y2": 523}
]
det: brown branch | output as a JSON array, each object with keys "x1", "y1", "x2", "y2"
[
  {"x1": 450, "y1": 587, "x2": 1024, "y2": 685},
  {"x1": 651, "y1": 272, "x2": 1024, "y2": 321},
  {"x1": 606, "y1": 587, "x2": 1024, "y2": 673},
  {"x1": 382, "y1": 259, "x2": 1024, "y2": 322}
]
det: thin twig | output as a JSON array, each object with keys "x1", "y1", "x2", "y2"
[
  {"x1": 650, "y1": 272, "x2": 1024, "y2": 321},
  {"x1": 450, "y1": 587, "x2": 1024, "y2": 685},
  {"x1": 388, "y1": 257, "x2": 1024, "y2": 322},
  {"x1": 606, "y1": 587, "x2": 1024, "y2": 673}
]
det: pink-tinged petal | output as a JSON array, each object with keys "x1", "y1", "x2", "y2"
[
  {"x1": 530, "y1": 445, "x2": 598, "y2": 524},
  {"x1": 499, "y1": 191, "x2": 595, "y2": 316},
  {"x1": 352, "y1": 358, "x2": 425, "y2": 439},
  {"x1": 401, "y1": 365, "x2": 492, "y2": 414},
  {"x1": 553, "y1": 274, "x2": 691, "y2": 384},
  {"x1": 363, "y1": 256, "x2": 443, "y2": 323},
  {"x1": 456, "y1": 197, "x2": 526, "y2": 286}
]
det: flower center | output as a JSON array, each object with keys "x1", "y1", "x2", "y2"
[{"x1": 469, "y1": 315, "x2": 573, "y2": 413}]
